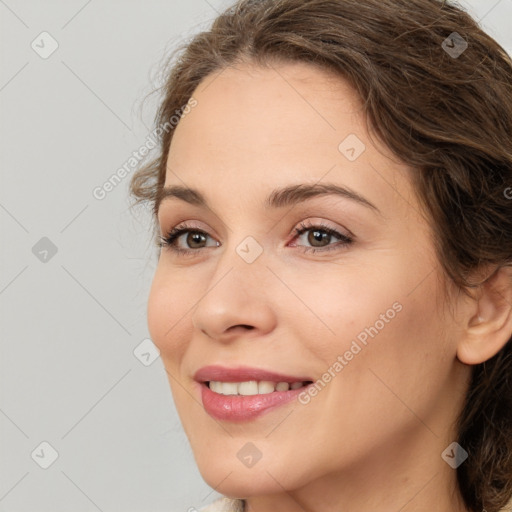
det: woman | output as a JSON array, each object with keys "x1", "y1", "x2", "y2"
[{"x1": 130, "y1": 0, "x2": 512, "y2": 511}]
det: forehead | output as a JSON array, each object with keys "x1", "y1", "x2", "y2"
[
  {"x1": 169, "y1": 60, "x2": 365, "y2": 157},
  {"x1": 164, "y1": 61, "x2": 416, "y2": 217}
]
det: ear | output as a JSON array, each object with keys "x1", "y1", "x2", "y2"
[{"x1": 457, "y1": 265, "x2": 512, "y2": 365}]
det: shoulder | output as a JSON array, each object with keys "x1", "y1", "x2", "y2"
[{"x1": 197, "y1": 496, "x2": 245, "y2": 512}]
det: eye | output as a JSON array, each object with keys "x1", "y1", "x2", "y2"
[
  {"x1": 290, "y1": 220, "x2": 353, "y2": 254},
  {"x1": 158, "y1": 224, "x2": 219, "y2": 256},
  {"x1": 158, "y1": 220, "x2": 354, "y2": 256}
]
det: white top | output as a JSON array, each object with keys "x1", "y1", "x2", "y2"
[
  {"x1": 197, "y1": 495, "x2": 512, "y2": 511},
  {"x1": 199, "y1": 497, "x2": 245, "y2": 511}
]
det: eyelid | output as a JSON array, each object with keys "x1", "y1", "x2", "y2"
[
  {"x1": 290, "y1": 218, "x2": 354, "y2": 239},
  {"x1": 159, "y1": 218, "x2": 354, "y2": 255},
  {"x1": 158, "y1": 220, "x2": 213, "y2": 243}
]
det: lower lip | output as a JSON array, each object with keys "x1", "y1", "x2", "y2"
[{"x1": 199, "y1": 382, "x2": 309, "y2": 422}]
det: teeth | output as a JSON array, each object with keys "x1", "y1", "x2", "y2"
[
  {"x1": 238, "y1": 381, "x2": 259, "y2": 395},
  {"x1": 276, "y1": 382, "x2": 290, "y2": 391},
  {"x1": 221, "y1": 382, "x2": 238, "y2": 395},
  {"x1": 258, "y1": 381, "x2": 275, "y2": 394},
  {"x1": 208, "y1": 380, "x2": 306, "y2": 396},
  {"x1": 210, "y1": 381, "x2": 222, "y2": 393}
]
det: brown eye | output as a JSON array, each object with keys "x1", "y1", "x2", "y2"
[
  {"x1": 307, "y1": 229, "x2": 332, "y2": 247},
  {"x1": 292, "y1": 222, "x2": 354, "y2": 254},
  {"x1": 186, "y1": 232, "x2": 208, "y2": 248},
  {"x1": 159, "y1": 226, "x2": 219, "y2": 254}
]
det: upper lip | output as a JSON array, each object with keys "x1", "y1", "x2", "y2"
[{"x1": 194, "y1": 365, "x2": 312, "y2": 383}]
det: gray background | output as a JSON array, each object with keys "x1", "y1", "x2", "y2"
[{"x1": 0, "y1": 1, "x2": 511, "y2": 511}]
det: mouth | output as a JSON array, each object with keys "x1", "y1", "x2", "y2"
[
  {"x1": 206, "y1": 379, "x2": 312, "y2": 395},
  {"x1": 194, "y1": 365, "x2": 314, "y2": 422}
]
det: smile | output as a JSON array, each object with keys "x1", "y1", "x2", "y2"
[
  {"x1": 208, "y1": 380, "x2": 310, "y2": 395},
  {"x1": 194, "y1": 365, "x2": 314, "y2": 421}
]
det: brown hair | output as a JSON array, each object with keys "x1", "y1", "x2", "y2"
[{"x1": 130, "y1": 0, "x2": 512, "y2": 510}]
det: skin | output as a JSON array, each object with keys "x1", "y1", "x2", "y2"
[{"x1": 147, "y1": 60, "x2": 512, "y2": 512}]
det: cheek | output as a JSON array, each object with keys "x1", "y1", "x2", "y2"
[
  {"x1": 282, "y1": 262, "x2": 405, "y2": 358},
  {"x1": 326, "y1": 281, "x2": 451, "y2": 433},
  {"x1": 291, "y1": 260, "x2": 451, "y2": 406},
  {"x1": 147, "y1": 267, "x2": 192, "y2": 363}
]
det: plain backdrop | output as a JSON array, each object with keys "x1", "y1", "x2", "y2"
[{"x1": 1, "y1": 1, "x2": 511, "y2": 511}]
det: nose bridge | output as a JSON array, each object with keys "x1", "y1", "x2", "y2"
[
  {"x1": 211, "y1": 214, "x2": 269, "y2": 280},
  {"x1": 209, "y1": 231, "x2": 269, "y2": 303},
  {"x1": 190, "y1": 232, "x2": 276, "y2": 339}
]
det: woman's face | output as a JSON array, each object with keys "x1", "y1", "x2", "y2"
[{"x1": 148, "y1": 61, "x2": 471, "y2": 503}]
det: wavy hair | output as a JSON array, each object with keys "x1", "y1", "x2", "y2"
[{"x1": 130, "y1": 1, "x2": 512, "y2": 510}]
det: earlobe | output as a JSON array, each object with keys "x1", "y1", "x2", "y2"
[{"x1": 457, "y1": 265, "x2": 512, "y2": 365}]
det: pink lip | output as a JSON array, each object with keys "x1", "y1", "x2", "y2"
[
  {"x1": 194, "y1": 365, "x2": 311, "y2": 383},
  {"x1": 194, "y1": 365, "x2": 313, "y2": 422}
]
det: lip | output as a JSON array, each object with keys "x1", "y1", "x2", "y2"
[
  {"x1": 194, "y1": 365, "x2": 312, "y2": 383},
  {"x1": 194, "y1": 365, "x2": 314, "y2": 422}
]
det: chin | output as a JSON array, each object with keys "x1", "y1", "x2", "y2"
[
  {"x1": 194, "y1": 444, "x2": 319, "y2": 498},
  {"x1": 199, "y1": 468, "x2": 286, "y2": 498}
]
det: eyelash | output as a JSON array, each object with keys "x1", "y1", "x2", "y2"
[{"x1": 158, "y1": 220, "x2": 353, "y2": 257}]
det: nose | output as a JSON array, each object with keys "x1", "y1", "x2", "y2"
[{"x1": 191, "y1": 247, "x2": 277, "y2": 342}]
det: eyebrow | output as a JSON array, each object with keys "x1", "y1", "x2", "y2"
[{"x1": 156, "y1": 182, "x2": 381, "y2": 215}]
